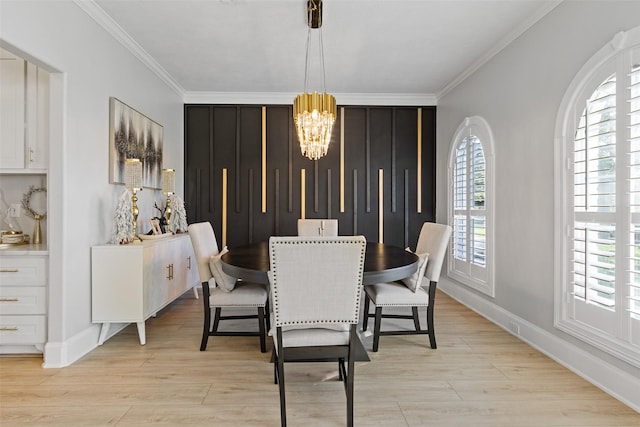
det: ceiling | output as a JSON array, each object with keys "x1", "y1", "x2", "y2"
[{"x1": 91, "y1": 0, "x2": 561, "y2": 100}]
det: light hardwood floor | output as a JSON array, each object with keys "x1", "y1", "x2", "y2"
[{"x1": 1, "y1": 290, "x2": 639, "y2": 426}]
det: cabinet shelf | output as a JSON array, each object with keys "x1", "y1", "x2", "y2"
[{"x1": 0, "y1": 169, "x2": 47, "y2": 175}]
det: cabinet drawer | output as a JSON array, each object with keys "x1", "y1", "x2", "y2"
[
  {"x1": 0, "y1": 315, "x2": 46, "y2": 345},
  {"x1": 0, "y1": 287, "x2": 46, "y2": 315},
  {"x1": 0, "y1": 256, "x2": 47, "y2": 286}
]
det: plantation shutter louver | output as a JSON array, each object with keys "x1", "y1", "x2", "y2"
[{"x1": 452, "y1": 134, "x2": 488, "y2": 282}]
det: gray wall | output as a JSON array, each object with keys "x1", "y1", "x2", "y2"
[{"x1": 437, "y1": 0, "x2": 640, "y2": 408}]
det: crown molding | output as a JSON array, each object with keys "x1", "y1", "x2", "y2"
[
  {"x1": 74, "y1": 0, "x2": 185, "y2": 97},
  {"x1": 184, "y1": 91, "x2": 437, "y2": 106},
  {"x1": 437, "y1": 0, "x2": 563, "y2": 99}
]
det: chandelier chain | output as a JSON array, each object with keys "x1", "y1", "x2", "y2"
[
  {"x1": 303, "y1": 28, "x2": 327, "y2": 94},
  {"x1": 304, "y1": 28, "x2": 311, "y2": 92},
  {"x1": 319, "y1": 28, "x2": 326, "y2": 93}
]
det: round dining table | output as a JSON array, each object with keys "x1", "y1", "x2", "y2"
[{"x1": 220, "y1": 241, "x2": 418, "y2": 285}]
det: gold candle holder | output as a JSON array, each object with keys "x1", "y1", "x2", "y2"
[
  {"x1": 162, "y1": 168, "x2": 175, "y2": 233},
  {"x1": 125, "y1": 159, "x2": 143, "y2": 241}
]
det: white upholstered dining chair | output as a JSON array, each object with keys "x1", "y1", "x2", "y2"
[
  {"x1": 297, "y1": 218, "x2": 338, "y2": 236},
  {"x1": 188, "y1": 222, "x2": 269, "y2": 352},
  {"x1": 362, "y1": 222, "x2": 452, "y2": 351},
  {"x1": 268, "y1": 235, "x2": 366, "y2": 427}
]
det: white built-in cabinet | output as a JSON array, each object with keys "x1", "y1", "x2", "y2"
[
  {"x1": 0, "y1": 49, "x2": 25, "y2": 169},
  {"x1": 0, "y1": 48, "x2": 48, "y2": 172},
  {"x1": 0, "y1": 48, "x2": 50, "y2": 355},
  {"x1": 91, "y1": 234, "x2": 200, "y2": 345},
  {"x1": 0, "y1": 253, "x2": 48, "y2": 351}
]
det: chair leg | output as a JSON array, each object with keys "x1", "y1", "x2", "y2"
[
  {"x1": 273, "y1": 349, "x2": 278, "y2": 384},
  {"x1": 338, "y1": 358, "x2": 345, "y2": 382},
  {"x1": 212, "y1": 307, "x2": 222, "y2": 332},
  {"x1": 427, "y1": 281, "x2": 437, "y2": 349},
  {"x1": 346, "y1": 325, "x2": 357, "y2": 427},
  {"x1": 265, "y1": 298, "x2": 271, "y2": 332},
  {"x1": 426, "y1": 303, "x2": 436, "y2": 349},
  {"x1": 200, "y1": 311, "x2": 210, "y2": 351},
  {"x1": 412, "y1": 306, "x2": 421, "y2": 331},
  {"x1": 200, "y1": 283, "x2": 211, "y2": 351},
  {"x1": 258, "y1": 307, "x2": 266, "y2": 353},
  {"x1": 372, "y1": 306, "x2": 382, "y2": 352},
  {"x1": 362, "y1": 294, "x2": 370, "y2": 331},
  {"x1": 276, "y1": 330, "x2": 287, "y2": 427}
]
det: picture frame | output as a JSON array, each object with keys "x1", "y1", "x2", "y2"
[{"x1": 109, "y1": 97, "x2": 163, "y2": 189}]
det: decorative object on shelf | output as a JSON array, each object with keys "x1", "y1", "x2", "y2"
[
  {"x1": 21, "y1": 186, "x2": 47, "y2": 245},
  {"x1": 293, "y1": 0, "x2": 336, "y2": 161},
  {"x1": 161, "y1": 168, "x2": 175, "y2": 232},
  {"x1": 137, "y1": 232, "x2": 172, "y2": 241},
  {"x1": 124, "y1": 158, "x2": 143, "y2": 241},
  {"x1": 152, "y1": 201, "x2": 169, "y2": 234},
  {"x1": 169, "y1": 194, "x2": 188, "y2": 233},
  {"x1": 109, "y1": 97, "x2": 163, "y2": 189},
  {"x1": 148, "y1": 218, "x2": 163, "y2": 235},
  {"x1": 0, "y1": 189, "x2": 22, "y2": 235},
  {"x1": 1, "y1": 230, "x2": 27, "y2": 246},
  {"x1": 111, "y1": 188, "x2": 134, "y2": 244}
]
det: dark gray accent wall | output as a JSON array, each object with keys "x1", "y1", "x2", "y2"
[{"x1": 184, "y1": 104, "x2": 436, "y2": 249}]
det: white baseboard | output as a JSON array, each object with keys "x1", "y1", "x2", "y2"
[
  {"x1": 439, "y1": 278, "x2": 640, "y2": 413},
  {"x1": 42, "y1": 323, "x2": 127, "y2": 368}
]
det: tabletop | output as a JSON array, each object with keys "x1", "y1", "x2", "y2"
[{"x1": 220, "y1": 241, "x2": 418, "y2": 285}]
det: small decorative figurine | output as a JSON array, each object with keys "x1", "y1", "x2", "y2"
[
  {"x1": 169, "y1": 194, "x2": 188, "y2": 233},
  {"x1": 111, "y1": 188, "x2": 134, "y2": 244}
]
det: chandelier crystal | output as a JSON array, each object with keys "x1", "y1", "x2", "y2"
[
  {"x1": 293, "y1": 91, "x2": 336, "y2": 160},
  {"x1": 293, "y1": 0, "x2": 336, "y2": 161}
]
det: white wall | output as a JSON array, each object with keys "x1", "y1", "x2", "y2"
[
  {"x1": 436, "y1": 1, "x2": 640, "y2": 410},
  {"x1": 0, "y1": 1, "x2": 184, "y2": 366}
]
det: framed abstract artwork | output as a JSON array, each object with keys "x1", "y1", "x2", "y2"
[{"x1": 109, "y1": 97, "x2": 163, "y2": 189}]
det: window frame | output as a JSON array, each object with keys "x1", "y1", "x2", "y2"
[
  {"x1": 555, "y1": 28, "x2": 640, "y2": 368},
  {"x1": 447, "y1": 116, "x2": 495, "y2": 297}
]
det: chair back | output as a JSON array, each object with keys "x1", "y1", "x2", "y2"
[
  {"x1": 268, "y1": 236, "x2": 366, "y2": 327},
  {"x1": 415, "y1": 222, "x2": 453, "y2": 283},
  {"x1": 188, "y1": 222, "x2": 220, "y2": 283},
  {"x1": 297, "y1": 219, "x2": 338, "y2": 236}
]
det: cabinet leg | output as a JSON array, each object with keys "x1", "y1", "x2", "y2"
[
  {"x1": 136, "y1": 322, "x2": 146, "y2": 345},
  {"x1": 98, "y1": 323, "x2": 110, "y2": 345},
  {"x1": 193, "y1": 287, "x2": 199, "y2": 299}
]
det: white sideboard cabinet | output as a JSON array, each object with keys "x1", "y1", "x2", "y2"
[{"x1": 91, "y1": 234, "x2": 199, "y2": 345}]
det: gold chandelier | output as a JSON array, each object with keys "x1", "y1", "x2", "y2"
[{"x1": 293, "y1": 0, "x2": 336, "y2": 161}]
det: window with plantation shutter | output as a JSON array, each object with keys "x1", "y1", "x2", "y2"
[
  {"x1": 556, "y1": 28, "x2": 640, "y2": 367},
  {"x1": 448, "y1": 116, "x2": 494, "y2": 297}
]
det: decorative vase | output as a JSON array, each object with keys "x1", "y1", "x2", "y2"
[{"x1": 33, "y1": 214, "x2": 42, "y2": 244}]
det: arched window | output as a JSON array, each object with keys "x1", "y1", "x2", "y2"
[
  {"x1": 555, "y1": 28, "x2": 640, "y2": 367},
  {"x1": 448, "y1": 116, "x2": 494, "y2": 296}
]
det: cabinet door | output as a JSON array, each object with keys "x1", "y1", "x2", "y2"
[
  {"x1": 0, "y1": 49, "x2": 25, "y2": 169},
  {"x1": 146, "y1": 241, "x2": 171, "y2": 316},
  {"x1": 170, "y1": 236, "x2": 198, "y2": 300},
  {"x1": 185, "y1": 236, "x2": 199, "y2": 290},
  {"x1": 25, "y1": 63, "x2": 48, "y2": 170},
  {"x1": 92, "y1": 246, "x2": 144, "y2": 322}
]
